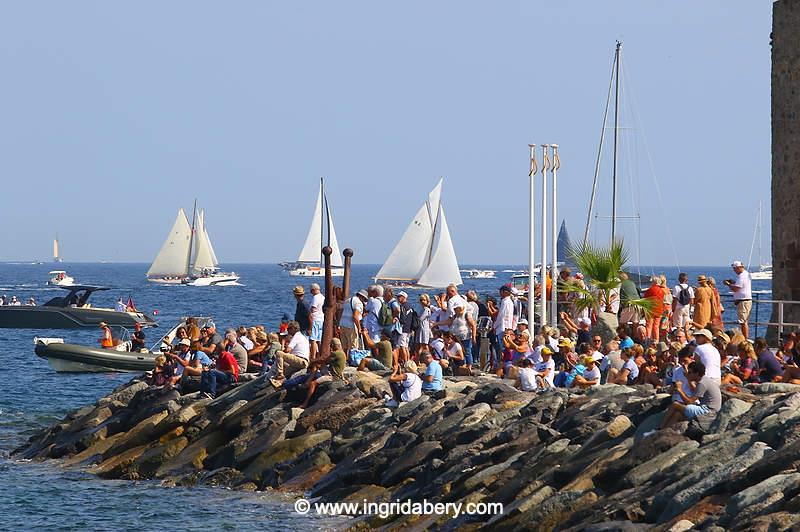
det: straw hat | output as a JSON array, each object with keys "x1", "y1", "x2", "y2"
[
  {"x1": 404, "y1": 360, "x2": 418, "y2": 373},
  {"x1": 98, "y1": 322, "x2": 108, "y2": 328},
  {"x1": 293, "y1": 286, "x2": 305, "y2": 296}
]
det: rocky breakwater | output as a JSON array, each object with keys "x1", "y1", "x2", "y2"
[{"x1": 13, "y1": 372, "x2": 800, "y2": 530}]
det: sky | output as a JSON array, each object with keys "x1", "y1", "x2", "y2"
[{"x1": 0, "y1": 1, "x2": 772, "y2": 267}]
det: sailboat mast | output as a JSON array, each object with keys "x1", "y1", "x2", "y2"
[
  {"x1": 611, "y1": 41, "x2": 621, "y2": 244},
  {"x1": 319, "y1": 177, "x2": 326, "y2": 264},
  {"x1": 186, "y1": 199, "x2": 197, "y2": 275}
]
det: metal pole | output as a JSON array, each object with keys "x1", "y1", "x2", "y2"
[
  {"x1": 528, "y1": 144, "x2": 537, "y2": 329},
  {"x1": 319, "y1": 245, "x2": 335, "y2": 362},
  {"x1": 540, "y1": 145, "x2": 550, "y2": 330},
  {"x1": 550, "y1": 145, "x2": 560, "y2": 327},
  {"x1": 611, "y1": 41, "x2": 621, "y2": 244},
  {"x1": 342, "y1": 248, "x2": 354, "y2": 300}
]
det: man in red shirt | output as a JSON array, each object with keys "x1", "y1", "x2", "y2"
[{"x1": 200, "y1": 350, "x2": 239, "y2": 398}]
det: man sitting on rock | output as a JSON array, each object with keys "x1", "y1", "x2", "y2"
[
  {"x1": 660, "y1": 361, "x2": 721, "y2": 429},
  {"x1": 299, "y1": 337, "x2": 348, "y2": 409},
  {"x1": 421, "y1": 351, "x2": 443, "y2": 394},
  {"x1": 357, "y1": 327, "x2": 396, "y2": 373},
  {"x1": 515, "y1": 358, "x2": 538, "y2": 392},
  {"x1": 266, "y1": 320, "x2": 310, "y2": 388},
  {"x1": 200, "y1": 349, "x2": 239, "y2": 398},
  {"x1": 224, "y1": 328, "x2": 249, "y2": 375}
]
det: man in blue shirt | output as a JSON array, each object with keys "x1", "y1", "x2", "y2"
[
  {"x1": 170, "y1": 339, "x2": 212, "y2": 392},
  {"x1": 422, "y1": 351, "x2": 443, "y2": 393}
]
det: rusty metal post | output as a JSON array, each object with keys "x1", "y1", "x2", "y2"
[
  {"x1": 342, "y1": 248, "x2": 354, "y2": 300},
  {"x1": 319, "y1": 245, "x2": 336, "y2": 360}
]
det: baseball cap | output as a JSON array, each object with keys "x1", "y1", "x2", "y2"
[
  {"x1": 577, "y1": 317, "x2": 591, "y2": 327},
  {"x1": 179, "y1": 338, "x2": 191, "y2": 346},
  {"x1": 591, "y1": 352, "x2": 604, "y2": 361},
  {"x1": 518, "y1": 318, "x2": 528, "y2": 325},
  {"x1": 398, "y1": 291, "x2": 409, "y2": 298},
  {"x1": 619, "y1": 337, "x2": 634, "y2": 349},
  {"x1": 731, "y1": 260, "x2": 744, "y2": 268}
]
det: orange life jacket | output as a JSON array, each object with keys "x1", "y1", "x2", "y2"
[{"x1": 101, "y1": 327, "x2": 114, "y2": 348}]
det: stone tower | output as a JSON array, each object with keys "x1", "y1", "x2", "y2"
[{"x1": 772, "y1": 0, "x2": 800, "y2": 337}]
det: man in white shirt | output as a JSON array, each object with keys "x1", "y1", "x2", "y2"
[
  {"x1": 340, "y1": 289, "x2": 366, "y2": 353},
  {"x1": 363, "y1": 285, "x2": 383, "y2": 343},
  {"x1": 671, "y1": 272, "x2": 695, "y2": 335},
  {"x1": 446, "y1": 284, "x2": 468, "y2": 320},
  {"x1": 309, "y1": 283, "x2": 325, "y2": 360},
  {"x1": 268, "y1": 321, "x2": 310, "y2": 387},
  {"x1": 115, "y1": 298, "x2": 126, "y2": 312},
  {"x1": 725, "y1": 260, "x2": 753, "y2": 338},
  {"x1": 494, "y1": 285, "x2": 515, "y2": 346},
  {"x1": 692, "y1": 328, "x2": 721, "y2": 381}
]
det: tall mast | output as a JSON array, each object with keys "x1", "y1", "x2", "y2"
[
  {"x1": 186, "y1": 199, "x2": 197, "y2": 275},
  {"x1": 611, "y1": 41, "x2": 621, "y2": 244},
  {"x1": 319, "y1": 177, "x2": 325, "y2": 263}
]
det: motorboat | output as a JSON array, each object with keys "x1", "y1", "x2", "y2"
[
  {"x1": 463, "y1": 269, "x2": 496, "y2": 279},
  {"x1": 374, "y1": 178, "x2": 462, "y2": 288},
  {"x1": 751, "y1": 264, "x2": 772, "y2": 281},
  {"x1": 0, "y1": 285, "x2": 157, "y2": 329},
  {"x1": 34, "y1": 317, "x2": 208, "y2": 373},
  {"x1": 285, "y1": 178, "x2": 345, "y2": 277},
  {"x1": 147, "y1": 202, "x2": 239, "y2": 286},
  {"x1": 46, "y1": 270, "x2": 75, "y2": 286}
]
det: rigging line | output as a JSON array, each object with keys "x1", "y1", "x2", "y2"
[
  {"x1": 620, "y1": 55, "x2": 681, "y2": 273},
  {"x1": 747, "y1": 201, "x2": 760, "y2": 271},
  {"x1": 583, "y1": 47, "x2": 618, "y2": 247}
]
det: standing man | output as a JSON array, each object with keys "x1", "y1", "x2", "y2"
[
  {"x1": 364, "y1": 285, "x2": 384, "y2": 345},
  {"x1": 672, "y1": 273, "x2": 695, "y2": 336},
  {"x1": 725, "y1": 260, "x2": 752, "y2": 339},
  {"x1": 445, "y1": 283, "x2": 467, "y2": 322},
  {"x1": 309, "y1": 283, "x2": 325, "y2": 360},
  {"x1": 98, "y1": 321, "x2": 114, "y2": 349},
  {"x1": 115, "y1": 298, "x2": 126, "y2": 312},
  {"x1": 396, "y1": 291, "x2": 414, "y2": 365},
  {"x1": 340, "y1": 289, "x2": 367, "y2": 353},
  {"x1": 293, "y1": 286, "x2": 311, "y2": 336},
  {"x1": 494, "y1": 285, "x2": 515, "y2": 368},
  {"x1": 131, "y1": 323, "x2": 146, "y2": 351}
]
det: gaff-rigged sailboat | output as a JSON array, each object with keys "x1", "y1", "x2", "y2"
[
  {"x1": 375, "y1": 178, "x2": 462, "y2": 288},
  {"x1": 285, "y1": 178, "x2": 344, "y2": 277},
  {"x1": 53, "y1": 237, "x2": 63, "y2": 263},
  {"x1": 146, "y1": 203, "x2": 239, "y2": 286}
]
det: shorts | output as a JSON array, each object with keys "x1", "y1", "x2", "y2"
[
  {"x1": 672, "y1": 306, "x2": 690, "y2": 328},
  {"x1": 397, "y1": 332, "x2": 410, "y2": 348},
  {"x1": 736, "y1": 300, "x2": 752, "y2": 324},
  {"x1": 311, "y1": 321, "x2": 323, "y2": 341},
  {"x1": 684, "y1": 403, "x2": 710, "y2": 420},
  {"x1": 365, "y1": 358, "x2": 390, "y2": 371}
]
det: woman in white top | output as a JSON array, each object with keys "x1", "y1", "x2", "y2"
[
  {"x1": 415, "y1": 294, "x2": 433, "y2": 358},
  {"x1": 387, "y1": 360, "x2": 422, "y2": 407}
]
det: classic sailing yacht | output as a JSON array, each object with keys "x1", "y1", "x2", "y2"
[
  {"x1": 286, "y1": 178, "x2": 344, "y2": 277},
  {"x1": 375, "y1": 179, "x2": 462, "y2": 288},
  {"x1": 146, "y1": 203, "x2": 239, "y2": 286},
  {"x1": 749, "y1": 201, "x2": 772, "y2": 281}
]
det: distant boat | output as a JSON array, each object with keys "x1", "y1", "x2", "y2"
[
  {"x1": 283, "y1": 178, "x2": 344, "y2": 277},
  {"x1": 463, "y1": 269, "x2": 496, "y2": 279},
  {"x1": 375, "y1": 178, "x2": 462, "y2": 288},
  {"x1": 748, "y1": 201, "x2": 772, "y2": 281},
  {"x1": 147, "y1": 202, "x2": 239, "y2": 286},
  {"x1": 53, "y1": 237, "x2": 63, "y2": 263},
  {"x1": 47, "y1": 270, "x2": 75, "y2": 286}
]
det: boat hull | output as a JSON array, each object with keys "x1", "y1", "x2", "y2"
[
  {"x1": 289, "y1": 267, "x2": 344, "y2": 277},
  {"x1": 0, "y1": 306, "x2": 158, "y2": 329},
  {"x1": 183, "y1": 273, "x2": 240, "y2": 286},
  {"x1": 35, "y1": 342, "x2": 157, "y2": 373},
  {"x1": 751, "y1": 272, "x2": 772, "y2": 280},
  {"x1": 148, "y1": 277, "x2": 187, "y2": 285}
]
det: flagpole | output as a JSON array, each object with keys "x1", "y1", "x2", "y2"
[
  {"x1": 550, "y1": 144, "x2": 560, "y2": 327},
  {"x1": 540, "y1": 145, "x2": 550, "y2": 331},
  {"x1": 528, "y1": 144, "x2": 537, "y2": 329}
]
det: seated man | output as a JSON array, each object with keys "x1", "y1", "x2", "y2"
[
  {"x1": 299, "y1": 337, "x2": 348, "y2": 409},
  {"x1": 223, "y1": 328, "x2": 249, "y2": 375},
  {"x1": 421, "y1": 351, "x2": 443, "y2": 394},
  {"x1": 660, "y1": 361, "x2": 721, "y2": 429},
  {"x1": 358, "y1": 328, "x2": 396, "y2": 372},
  {"x1": 572, "y1": 354, "x2": 602, "y2": 388},
  {"x1": 259, "y1": 333, "x2": 282, "y2": 375},
  {"x1": 267, "y1": 321, "x2": 310, "y2": 387},
  {"x1": 170, "y1": 340, "x2": 212, "y2": 391},
  {"x1": 200, "y1": 349, "x2": 239, "y2": 398},
  {"x1": 387, "y1": 360, "x2": 423, "y2": 407}
]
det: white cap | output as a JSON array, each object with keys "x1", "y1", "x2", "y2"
[
  {"x1": 577, "y1": 317, "x2": 592, "y2": 326},
  {"x1": 398, "y1": 291, "x2": 409, "y2": 298},
  {"x1": 591, "y1": 352, "x2": 604, "y2": 361},
  {"x1": 731, "y1": 260, "x2": 744, "y2": 268}
]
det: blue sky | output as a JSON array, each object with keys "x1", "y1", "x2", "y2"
[{"x1": 0, "y1": 1, "x2": 771, "y2": 266}]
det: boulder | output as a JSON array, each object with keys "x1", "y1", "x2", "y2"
[
  {"x1": 101, "y1": 410, "x2": 171, "y2": 459},
  {"x1": 720, "y1": 473, "x2": 800, "y2": 526},
  {"x1": 155, "y1": 430, "x2": 229, "y2": 478},
  {"x1": 242, "y1": 429, "x2": 332, "y2": 482},
  {"x1": 355, "y1": 371, "x2": 392, "y2": 399},
  {"x1": 751, "y1": 382, "x2": 800, "y2": 394},
  {"x1": 622, "y1": 439, "x2": 700, "y2": 487},
  {"x1": 380, "y1": 440, "x2": 442, "y2": 486},
  {"x1": 421, "y1": 403, "x2": 492, "y2": 442}
]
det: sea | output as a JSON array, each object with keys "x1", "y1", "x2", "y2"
[{"x1": 0, "y1": 262, "x2": 773, "y2": 530}]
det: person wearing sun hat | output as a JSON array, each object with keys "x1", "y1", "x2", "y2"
[
  {"x1": 292, "y1": 285, "x2": 311, "y2": 335},
  {"x1": 692, "y1": 328, "x2": 721, "y2": 382},
  {"x1": 98, "y1": 321, "x2": 114, "y2": 349},
  {"x1": 534, "y1": 346, "x2": 556, "y2": 389},
  {"x1": 724, "y1": 260, "x2": 753, "y2": 338},
  {"x1": 692, "y1": 274, "x2": 715, "y2": 331}
]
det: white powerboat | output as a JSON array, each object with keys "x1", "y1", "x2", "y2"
[
  {"x1": 46, "y1": 270, "x2": 74, "y2": 286},
  {"x1": 463, "y1": 269, "x2": 496, "y2": 279},
  {"x1": 751, "y1": 264, "x2": 772, "y2": 281},
  {"x1": 147, "y1": 203, "x2": 239, "y2": 286},
  {"x1": 374, "y1": 178, "x2": 462, "y2": 288},
  {"x1": 285, "y1": 178, "x2": 345, "y2": 277}
]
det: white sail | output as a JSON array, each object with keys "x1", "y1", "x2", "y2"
[
  {"x1": 147, "y1": 209, "x2": 192, "y2": 277},
  {"x1": 375, "y1": 202, "x2": 434, "y2": 281},
  {"x1": 328, "y1": 206, "x2": 344, "y2": 268},
  {"x1": 417, "y1": 205, "x2": 463, "y2": 288},
  {"x1": 206, "y1": 225, "x2": 219, "y2": 267},
  {"x1": 191, "y1": 210, "x2": 218, "y2": 274},
  {"x1": 427, "y1": 178, "x2": 442, "y2": 228},
  {"x1": 297, "y1": 182, "x2": 323, "y2": 263},
  {"x1": 53, "y1": 238, "x2": 61, "y2": 262}
]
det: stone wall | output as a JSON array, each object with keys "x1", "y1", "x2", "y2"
[{"x1": 771, "y1": 0, "x2": 800, "y2": 338}]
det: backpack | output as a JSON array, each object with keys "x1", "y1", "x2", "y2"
[
  {"x1": 410, "y1": 308, "x2": 421, "y2": 333},
  {"x1": 676, "y1": 284, "x2": 692, "y2": 306},
  {"x1": 379, "y1": 300, "x2": 394, "y2": 327}
]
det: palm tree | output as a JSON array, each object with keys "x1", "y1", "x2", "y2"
[{"x1": 559, "y1": 239, "x2": 654, "y2": 320}]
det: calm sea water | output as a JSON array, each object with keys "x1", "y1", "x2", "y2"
[{"x1": 0, "y1": 262, "x2": 772, "y2": 529}]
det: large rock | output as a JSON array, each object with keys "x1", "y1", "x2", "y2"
[
  {"x1": 751, "y1": 382, "x2": 800, "y2": 394},
  {"x1": 101, "y1": 410, "x2": 171, "y2": 459},
  {"x1": 709, "y1": 398, "x2": 752, "y2": 434},
  {"x1": 622, "y1": 439, "x2": 700, "y2": 487},
  {"x1": 242, "y1": 429, "x2": 332, "y2": 483},
  {"x1": 421, "y1": 403, "x2": 492, "y2": 442},
  {"x1": 380, "y1": 440, "x2": 442, "y2": 486},
  {"x1": 720, "y1": 473, "x2": 800, "y2": 527}
]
